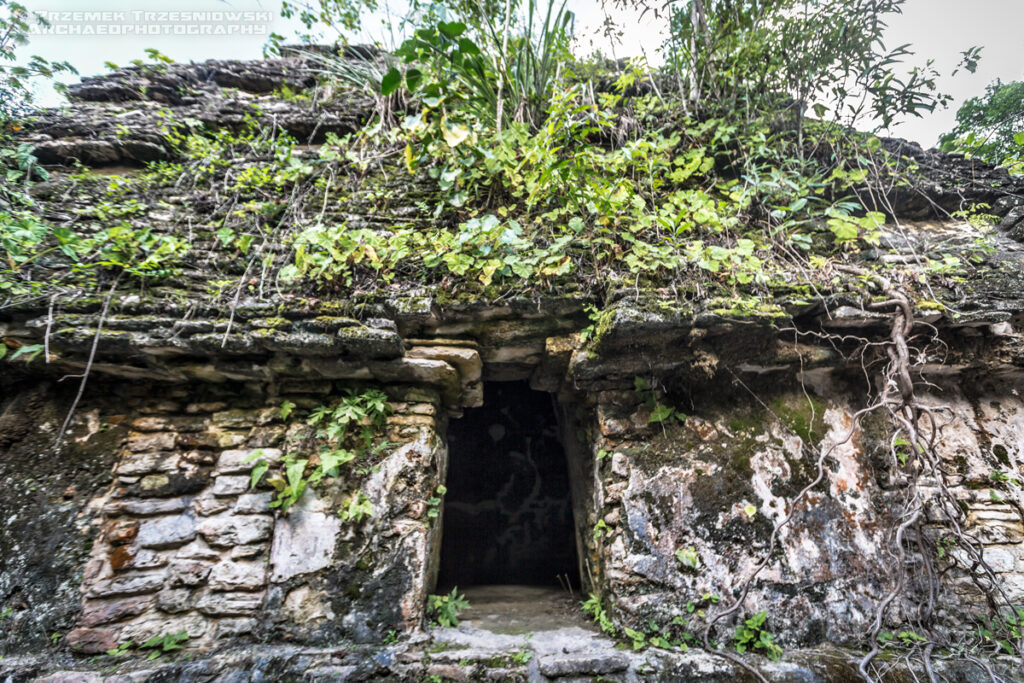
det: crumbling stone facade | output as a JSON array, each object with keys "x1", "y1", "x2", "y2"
[{"x1": 4, "y1": 51, "x2": 1024, "y2": 681}]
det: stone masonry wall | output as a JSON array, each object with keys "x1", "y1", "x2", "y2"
[{"x1": 60, "y1": 380, "x2": 448, "y2": 654}]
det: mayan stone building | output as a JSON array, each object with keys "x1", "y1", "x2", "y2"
[{"x1": 3, "y1": 49, "x2": 1024, "y2": 681}]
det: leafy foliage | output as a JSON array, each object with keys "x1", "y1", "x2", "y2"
[
  {"x1": 940, "y1": 80, "x2": 1024, "y2": 173},
  {"x1": 427, "y1": 588, "x2": 470, "y2": 627},
  {"x1": 634, "y1": 377, "x2": 687, "y2": 425},
  {"x1": 733, "y1": 610, "x2": 783, "y2": 661},
  {"x1": 1, "y1": 144, "x2": 188, "y2": 302},
  {"x1": 104, "y1": 631, "x2": 189, "y2": 661},
  {"x1": 245, "y1": 388, "x2": 393, "y2": 514},
  {"x1": 0, "y1": 1, "x2": 76, "y2": 120},
  {"x1": 665, "y1": 0, "x2": 954, "y2": 130},
  {"x1": 138, "y1": 631, "x2": 190, "y2": 660}
]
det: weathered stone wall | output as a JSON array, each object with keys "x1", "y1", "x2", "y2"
[
  {"x1": 578, "y1": 364, "x2": 1024, "y2": 646},
  {"x1": 0, "y1": 376, "x2": 454, "y2": 657},
  {"x1": 0, "y1": 379, "x2": 123, "y2": 657}
]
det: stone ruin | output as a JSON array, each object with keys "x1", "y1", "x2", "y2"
[{"x1": 3, "y1": 50, "x2": 1024, "y2": 681}]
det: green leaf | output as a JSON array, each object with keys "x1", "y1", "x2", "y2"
[
  {"x1": 250, "y1": 461, "x2": 269, "y2": 489},
  {"x1": 405, "y1": 67, "x2": 422, "y2": 92},
  {"x1": 457, "y1": 38, "x2": 480, "y2": 55},
  {"x1": 828, "y1": 218, "x2": 859, "y2": 243},
  {"x1": 10, "y1": 344, "x2": 44, "y2": 362},
  {"x1": 381, "y1": 67, "x2": 402, "y2": 96},
  {"x1": 279, "y1": 400, "x2": 296, "y2": 420},
  {"x1": 649, "y1": 403, "x2": 674, "y2": 423},
  {"x1": 438, "y1": 21, "x2": 466, "y2": 39},
  {"x1": 442, "y1": 120, "x2": 471, "y2": 147},
  {"x1": 241, "y1": 449, "x2": 265, "y2": 463}
]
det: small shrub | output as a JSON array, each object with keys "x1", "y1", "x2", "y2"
[{"x1": 427, "y1": 588, "x2": 470, "y2": 627}]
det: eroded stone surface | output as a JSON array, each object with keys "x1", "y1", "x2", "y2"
[{"x1": 269, "y1": 490, "x2": 342, "y2": 583}]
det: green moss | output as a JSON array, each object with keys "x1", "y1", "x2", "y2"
[
  {"x1": 707, "y1": 296, "x2": 786, "y2": 319},
  {"x1": 249, "y1": 317, "x2": 290, "y2": 329},
  {"x1": 727, "y1": 413, "x2": 766, "y2": 434},
  {"x1": 312, "y1": 316, "x2": 359, "y2": 331},
  {"x1": 426, "y1": 641, "x2": 470, "y2": 654},
  {"x1": 993, "y1": 444, "x2": 1010, "y2": 467},
  {"x1": 587, "y1": 308, "x2": 618, "y2": 350},
  {"x1": 771, "y1": 394, "x2": 827, "y2": 446}
]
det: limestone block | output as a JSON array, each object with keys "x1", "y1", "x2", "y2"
[
  {"x1": 35, "y1": 671, "x2": 104, "y2": 683},
  {"x1": 194, "y1": 494, "x2": 230, "y2": 516},
  {"x1": 115, "y1": 452, "x2": 179, "y2": 476},
  {"x1": 270, "y1": 491, "x2": 341, "y2": 582},
  {"x1": 530, "y1": 335, "x2": 577, "y2": 392},
  {"x1": 186, "y1": 402, "x2": 228, "y2": 414},
  {"x1": 196, "y1": 590, "x2": 264, "y2": 616},
  {"x1": 969, "y1": 519, "x2": 1024, "y2": 545},
  {"x1": 155, "y1": 587, "x2": 194, "y2": 614},
  {"x1": 130, "y1": 470, "x2": 212, "y2": 498},
  {"x1": 538, "y1": 652, "x2": 629, "y2": 677},
  {"x1": 87, "y1": 571, "x2": 166, "y2": 598},
  {"x1": 126, "y1": 433, "x2": 177, "y2": 453},
  {"x1": 174, "y1": 539, "x2": 221, "y2": 561},
  {"x1": 335, "y1": 324, "x2": 403, "y2": 359},
  {"x1": 611, "y1": 452, "x2": 629, "y2": 478},
  {"x1": 234, "y1": 492, "x2": 273, "y2": 514},
  {"x1": 199, "y1": 514, "x2": 273, "y2": 547},
  {"x1": 212, "y1": 474, "x2": 251, "y2": 497},
  {"x1": 216, "y1": 431, "x2": 249, "y2": 448},
  {"x1": 167, "y1": 560, "x2": 213, "y2": 587},
  {"x1": 604, "y1": 482, "x2": 627, "y2": 504},
  {"x1": 217, "y1": 448, "x2": 283, "y2": 474},
  {"x1": 110, "y1": 548, "x2": 169, "y2": 573},
  {"x1": 136, "y1": 513, "x2": 196, "y2": 549},
  {"x1": 212, "y1": 409, "x2": 258, "y2": 429},
  {"x1": 231, "y1": 544, "x2": 267, "y2": 560},
  {"x1": 980, "y1": 546, "x2": 1017, "y2": 573},
  {"x1": 208, "y1": 560, "x2": 266, "y2": 591},
  {"x1": 66, "y1": 627, "x2": 119, "y2": 654},
  {"x1": 407, "y1": 345, "x2": 483, "y2": 408},
  {"x1": 106, "y1": 520, "x2": 139, "y2": 546},
  {"x1": 131, "y1": 416, "x2": 208, "y2": 432},
  {"x1": 79, "y1": 597, "x2": 151, "y2": 627},
  {"x1": 283, "y1": 585, "x2": 334, "y2": 623},
  {"x1": 246, "y1": 426, "x2": 287, "y2": 448},
  {"x1": 214, "y1": 618, "x2": 258, "y2": 639},
  {"x1": 104, "y1": 497, "x2": 189, "y2": 517},
  {"x1": 139, "y1": 474, "x2": 170, "y2": 492},
  {"x1": 175, "y1": 431, "x2": 221, "y2": 449}
]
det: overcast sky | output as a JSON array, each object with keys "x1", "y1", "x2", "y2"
[{"x1": 18, "y1": 0, "x2": 1024, "y2": 147}]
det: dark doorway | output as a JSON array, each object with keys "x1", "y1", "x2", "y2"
[{"x1": 438, "y1": 382, "x2": 579, "y2": 588}]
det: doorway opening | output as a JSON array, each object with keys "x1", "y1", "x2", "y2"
[{"x1": 437, "y1": 381, "x2": 580, "y2": 592}]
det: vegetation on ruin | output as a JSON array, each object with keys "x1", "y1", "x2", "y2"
[
  {"x1": 2, "y1": 0, "x2": 1024, "y2": 679},
  {"x1": 245, "y1": 388, "x2": 393, "y2": 516},
  {"x1": 941, "y1": 79, "x2": 1024, "y2": 174}
]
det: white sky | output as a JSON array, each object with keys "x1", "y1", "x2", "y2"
[{"x1": 18, "y1": 0, "x2": 1024, "y2": 147}]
